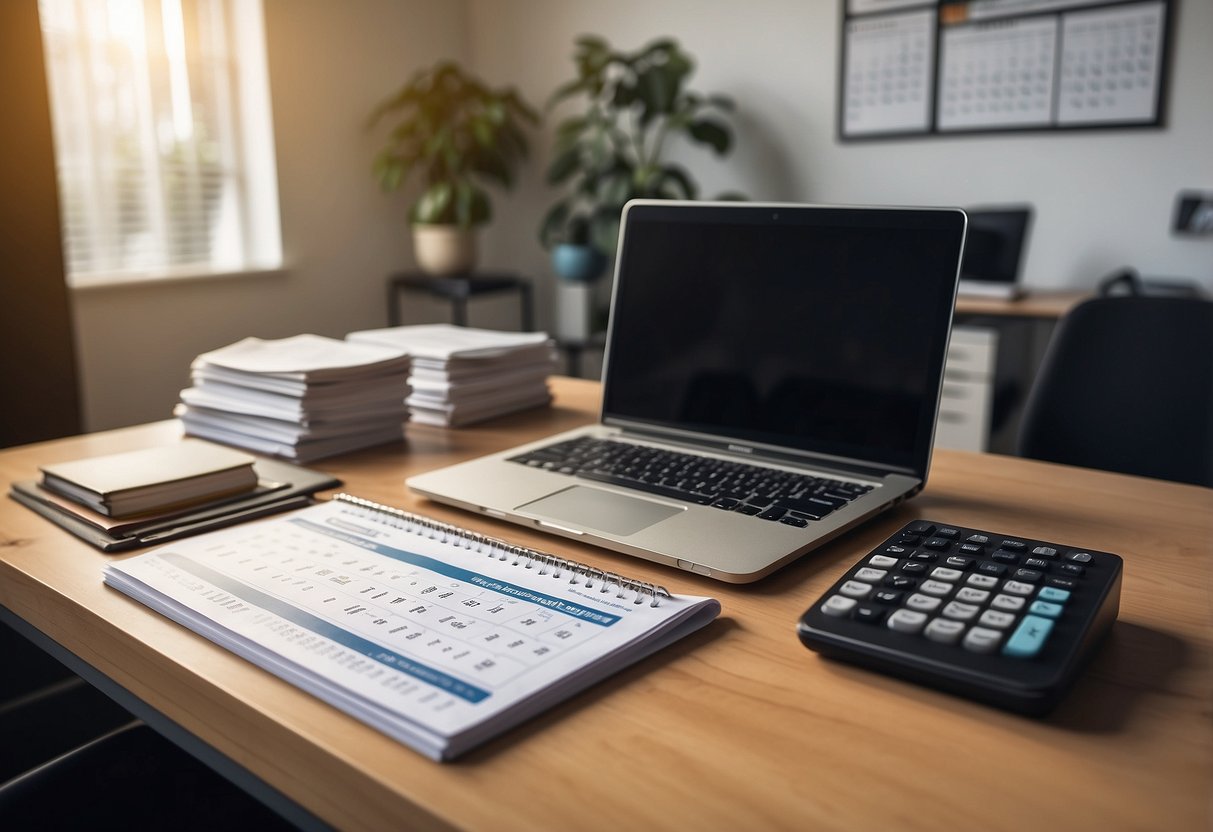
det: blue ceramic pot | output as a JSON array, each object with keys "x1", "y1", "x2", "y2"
[{"x1": 551, "y1": 243, "x2": 608, "y2": 283}]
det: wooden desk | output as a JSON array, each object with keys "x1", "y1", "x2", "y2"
[
  {"x1": 1, "y1": 377, "x2": 1210, "y2": 831},
  {"x1": 955, "y1": 289, "x2": 1089, "y2": 319}
]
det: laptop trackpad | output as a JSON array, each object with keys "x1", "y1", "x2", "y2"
[{"x1": 517, "y1": 486, "x2": 682, "y2": 536}]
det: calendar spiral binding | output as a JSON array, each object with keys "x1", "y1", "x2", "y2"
[{"x1": 333, "y1": 494, "x2": 672, "y2": 607}]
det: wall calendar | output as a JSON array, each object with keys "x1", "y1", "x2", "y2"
[{"x1": 839, "y1": 0, "x2": 1174, "y2": 140}]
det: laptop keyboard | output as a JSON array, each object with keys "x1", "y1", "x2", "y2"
[{"x1": 508, "y1": 436, "x2": 874, "y2": 527}]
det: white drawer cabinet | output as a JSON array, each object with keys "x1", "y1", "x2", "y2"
[{"x1": 935, "y1": 326, "x2": 997, "y2": 451}]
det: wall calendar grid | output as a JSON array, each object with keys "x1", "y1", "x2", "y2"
[{"x1": 838, "y1": 0, "x2": 1174, "y2": 140}]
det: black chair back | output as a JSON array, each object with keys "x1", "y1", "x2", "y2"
[{"x1": 1017, "y1": 295, "x2": 1213, "y2": 487}]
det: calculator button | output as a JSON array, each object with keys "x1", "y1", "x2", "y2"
[
  {"x1": 901, "y1": 562, "x2": 928, "y2": 575},
  {"x1": 1000, "y1": 540, "x2": 1027, "y2": 552},
  {"x1": 910, "y1": 551, "x2": 937, "y2": 562},
  {"x1": 884, "y1": 545, "x2": 911, "y2": 557},
  {"x1": 839, "y1": 580, "x2": 874, "y2": 599},
  {"x1": 854, "y1": 605, "x2": 888, "y2": 624},
  {"x1": 920, "y1": 579, "x2": 955, "y2": 596},
  {"x1": 992, "y1": 551, "x2": 1020, "y2": 564},
  {"x1": 991, "y1": 593, "x2": 1026, "y2": 612},
  {"x1": 885, "y1": 575, "x2": 918, "y2": 589},
  {"x1": 945, "y1": 556, "x2": 974, "y2": 570},
  {"x1": 924, "y1": 538, "x2": 951, "y2": 551},
  {"x1": 1060, "y1": 563, "x2": 1086, "y2": 577},
  {"x1": 869, "y1": 554, "x2": 899, "y2": 568},
  {"x1": 855, "y1": 567, "x2": 888, "y2": 582},
  {"x1": 1024, "y1": 558, "x2": 1051, "y2": 571},
  {"x1": 979, "y1": 609, "x2": 1016, "y2": 629},
  {"x1": 905, "y1": 593, "x2": 942, "y2": 612},
  {"x1": 930, "y1": 567, "x2": 963, "y2": 582},
  {"x1": 967, "y1": 534, "x2": 990, "y2": 544},
  {"x1": 1031, "y1": 546, "x2": 1059, "y2": 559},
  {"x1": 1003, "y1": 615, "x2": 1055, "y2": 658},
  {"x1": 1002, "y1": 580, "x2": 1036, "y2": 596},
  {"x1": 873, "y1": 590, "x2": 903, "y2": 605},
  {"x1": 958, "y1": 543, "x2": 984, "y2": 555},
  {"x1": 955, "y1": 587, "x2": 990, "y2": 604},
  {"x1": 966, "y1": 574, "x2": 998, "y2": 589},
  {"x1": 935, "y1": 528, "x2": 960, "y2": 539},
  {"x1": 1029, "y1": 600, "x2": 1064, "y2": 618},
  {"x1": 887, "y1": 609, "x2": 928, "y2": 633},
  {"x1": 1013, "y1": 568, "x2": 1043, "y2": 583},
  {"x1": 962, "y1": 627, "x2": 1003, "y2": 653},
  {"x1": 1069, "y1": 552, "x2": 1093, "y2": 564},
  {"x1": 924, "y1": 618, "x2": 965, "y2": 644},
  {"x1": 1045, "y1": 577, "x2": 1077, "y2": 590},
  {"x1": 822, "y1": 595, "x2": 858, "y2": 617},
  {"x1": 1038, "y1": 586, "x2": 1071, "y2": 603},
  {"x1": 941, "y1": 601, "x2": 980, "y2": 622},
  {"x1": 906, "y1": 522, "x2": 936, "y2": 536},
  {"x1": 977, "y1": 562, "x2": 1007, "y2": 577}
]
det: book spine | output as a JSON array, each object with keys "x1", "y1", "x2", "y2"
[{"x1": 332, "y1": 493, "x2": 671, "y2": 606}]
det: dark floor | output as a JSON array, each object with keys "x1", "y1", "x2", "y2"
[{"x1": 0, "y1": 621, "x2": 299, "y2": 829}]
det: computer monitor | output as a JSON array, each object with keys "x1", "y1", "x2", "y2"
[{"x1": 958, "y1": 206, "x2": 1033, "y2": 299}]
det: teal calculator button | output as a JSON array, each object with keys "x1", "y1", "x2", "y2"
[
  {"x1": 1029, "y1": 600, "x2": 1064, "y2": 618},
  {"x1": 1039, "y1": 587, "x2": 1071, "y2": 603},
  {"x1": 1003, "y1": 615, "x2": 1054, "y2": 658}
]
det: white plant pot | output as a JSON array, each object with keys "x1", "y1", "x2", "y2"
[
  {"x1": 555, "y1": 281, "x2": 594, "y2": 341},
  {"x1": 412, "y1": 224, "x2": 478, "y2": 276}
]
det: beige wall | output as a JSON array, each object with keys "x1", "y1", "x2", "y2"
[
  {"x1": 66, "y1": 0, "x2": 1213, "y2": 430},
  {"x1": 72, "y1": 0, "x2": 471, "y2": 430}
]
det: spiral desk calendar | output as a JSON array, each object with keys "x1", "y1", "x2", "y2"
[{"x1": 105, "y1": 494, "x2": 721, "y2": 760}]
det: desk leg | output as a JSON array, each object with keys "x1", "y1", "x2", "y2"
[
  {"x1": 0, "y1": 606, "x2": 332, "y2": 832},
  {"x1": 565, "y1": 344, "x2": 584, "y2": 378},
  {"x1": 387, "y1": 283, "x2": 401, "y2": 328},
  {"x1": 452, "y1": 297, "x2": 468, "y2": 327},
  {"x1": 519, "y1": 284, "x2": 535, "y2": 332}
]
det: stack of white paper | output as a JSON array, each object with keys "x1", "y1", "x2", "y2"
[
  {"x1": 347, "y1": 324, "x2": 557, "y2": 427},
  {"x1": 177, "y1": 335, "x2": 411, "y2": 462}
]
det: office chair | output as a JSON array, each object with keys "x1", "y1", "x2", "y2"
[{"x1": 1017, "y1": 295, "x2": 1213, "y2": 487}]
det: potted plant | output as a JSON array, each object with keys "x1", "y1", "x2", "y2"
[
  {"x1": 539, "y1": 35, "x2": 744, "y2": 283},
  {"x1": 370, "y1": 61, "x2": 537, "y2": 275}
]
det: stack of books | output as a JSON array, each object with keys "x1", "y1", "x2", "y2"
[
  {"x1": 176, "y1": 334, "x2": 411, "y2": 462},
  {"x1": 346, "y1": 324, "x2": 557, "y2": 427},
  {"x1": 38, "y1": 441, "x2": 258, "y2": 518},
  {"x1": 10, "y1": 441, "x2": 341, "y2": 551}
]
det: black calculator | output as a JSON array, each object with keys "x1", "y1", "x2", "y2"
[{"x1": 798, "y1": 520, "x2": 1123, "y2": 715}]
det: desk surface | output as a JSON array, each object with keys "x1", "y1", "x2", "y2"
[
  {"x1": 1, "y1": 377, "x2": 1210, "y2": 831},
  {"x1": 954, "y1": 289, "x2": 1089, "y2": 318}
]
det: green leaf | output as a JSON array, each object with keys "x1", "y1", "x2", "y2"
[
  {"x1": 687, "y1": 119, "x2": 732, "y2": 155},
  {"x1": 412, "y1": 181, "x2": 453, "y2": 224},
  {"x1": 655, "y1": 165, "x2": 697, "y2": 199},
  {"x1": 590, "y1": 206, "x2": 621, "y2": 254},
  {"x1": 546, "y1": 146, "x2": 582, "y2": 185},
  {"x1": 472, "y1": 147, "x2": 512, "y2": 188},
  {"x1": 539, "y1": 200, "x2": 570, "y2": 248}
]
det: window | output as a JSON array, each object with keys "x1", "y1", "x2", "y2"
[{"x1": 38, "y1": 0, "x2": 282, "y2": 287}]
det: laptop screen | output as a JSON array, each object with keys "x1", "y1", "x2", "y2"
[{"x1": 601, "y1": 202, "x2": 966, "y2": 476}]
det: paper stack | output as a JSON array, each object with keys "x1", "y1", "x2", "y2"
[
  {"x1": 347, "y1": 324, "x2": 556, "y2": 427},
  {"x1": 177, "y1": 334, "x2": 411, "y2": 462}
]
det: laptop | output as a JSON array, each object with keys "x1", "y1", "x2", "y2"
[
  {"x1": 408, "y1": 201, "x2": 967, "y2": 583},
  {"x1": 956, "y1": 206, "x2": 1032, "y2": 300}
]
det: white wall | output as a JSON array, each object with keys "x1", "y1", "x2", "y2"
[
  {"x1": 469, "y1": 0, "x2": 1213, "y2": 313},
  {"x1": 67, "y1": 0, "x2": 1213, "y2": 430},
  {"x1": 71, "y1": 0, "x2": 469, "y2": 430}
]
